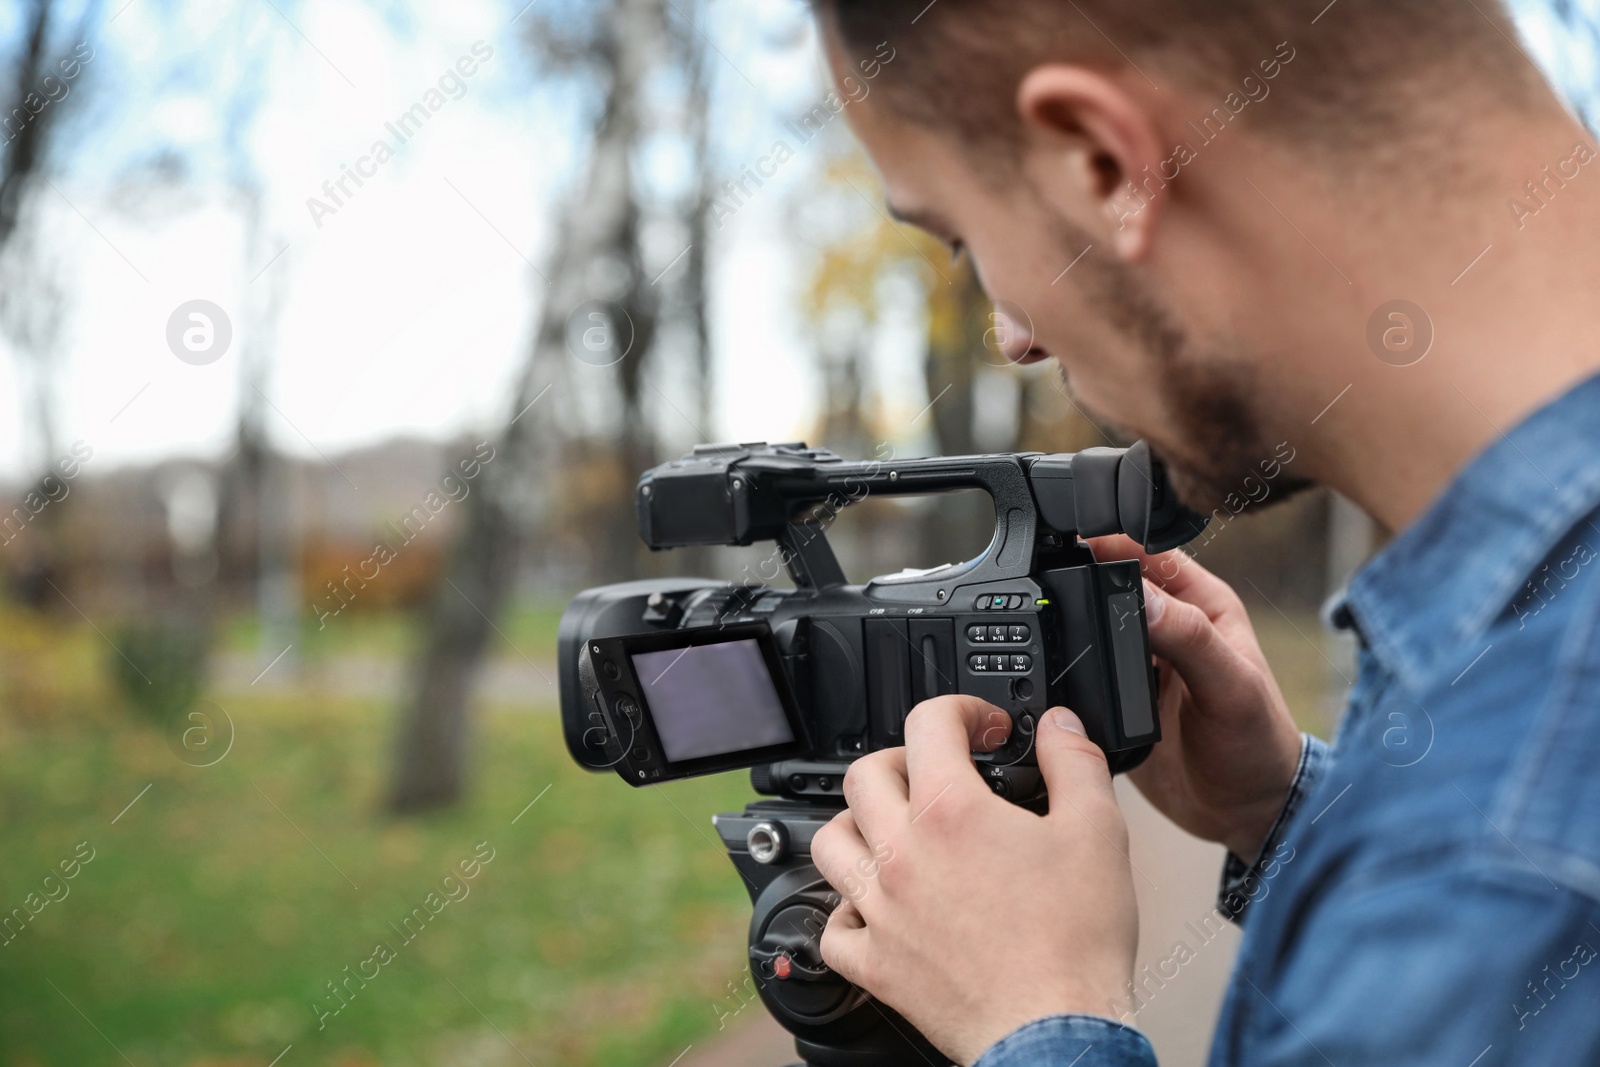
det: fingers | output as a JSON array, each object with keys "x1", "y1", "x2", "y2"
[
  {"x1": 1085, "y1": 534, "x2": 1240, "y2": 621},
  {"x1": 1141, "y1": 577, "x2": 1265, "y2": 715},
  {"x1": 901, "y1": 695, "x2": 1012, "y2": 809},
  {"x1": 842, "y1": 748, "x2": 909, "y2": 847},
  {"x1": 812, "y1": 809, "x2": 876, "y2": 905},
  {"x1": 1035, "y1": 707, "x2": 1121, "y2": 818},
  {"x1": 820, "y1": 898, "x2": 871, "y2": 986}
]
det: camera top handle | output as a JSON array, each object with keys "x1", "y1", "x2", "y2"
[{"x1": 636, "y1": 440, "x2": 1206, "y2": 599}]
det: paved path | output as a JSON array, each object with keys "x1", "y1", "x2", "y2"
[
  {"x1": 670, "y1": 1014, "x2": 798, "y2": 1067},
  {"x1": 1117, "y1": 777, "x2": 1240, "y2": 1067},
  {"x1": 212, "y1": 651, "x2": 557, "y2": 706}
]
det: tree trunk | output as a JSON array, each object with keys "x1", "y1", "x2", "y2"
[
  {"x1": 389, "y1": 474, "x2": 519, "y2": 810},
  {"x1": 918, "y1": 263, "x2": 991, "y2": 568},
  {"x1": 672, "y1": 0, "x2": 718, "y2": 579},
  {"x1": 388, "y1": 0, "x2": 668, "y2": 812},
  {"x1": 0, "y1": 0, "x2": 81, "y2": 605},
  {"x1": 0, "y1": 0, "x2": 56, "y2": 249}
]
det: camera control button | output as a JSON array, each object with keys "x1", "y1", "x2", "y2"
[
  {"x1": 1008, "y1": 625, "x2": 1029, "y2": 642},
  {"x1": 1011, "y1": 654, "x2": 1032, "y2": 672},
  {"x1": 615, "y1": 695, "x2": 641, "y2": 724},
  {"x1": 969, "y1": 653, "x2": 990, "y2": 672},
  {"x1": 987, "y1": 625, "x2": 1007, "y2": 642},
  {"x1": 989, "y1": 654, "x2": 1008, "y2": 672},
  {"x1": 968, "y1": 625, "x2": 987, "y2": 642},
  {"x1": 974, "y1": 595, "x2": 991, "y2": 610},
  {"x1": 1006, "y1": 595, "x2": 1025, "y2": 609},
  {"x1": 988, "y1": 594, "x2": 1009, "y2": 610}
]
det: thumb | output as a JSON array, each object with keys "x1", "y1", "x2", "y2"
[{"x1": 1036, "y1": 707, "x2": 1121, "y2": 821}]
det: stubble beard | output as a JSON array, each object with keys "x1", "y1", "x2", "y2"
[{"x1": 1050, "y1": 221, "x2": 1314, "y2": 514}]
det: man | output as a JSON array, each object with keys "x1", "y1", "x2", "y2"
[{"x1": 805, "y1": 1, "x2": 1600, "y2": 1064}]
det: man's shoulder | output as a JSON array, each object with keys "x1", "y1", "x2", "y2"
[
  {"x1": 1333, "y1": 522, "x2": 1600, "y2": 902},
  {"x1": 1481, "y1": 517, "x2": 1600, "y2": 898}
]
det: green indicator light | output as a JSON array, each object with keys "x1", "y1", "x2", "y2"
[{"x1": 1035, "y1": 599, "x2": 1050, "y2": 605}]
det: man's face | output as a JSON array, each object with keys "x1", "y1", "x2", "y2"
[{"x1": 822, "y1": 32, "x2": 1306, "y2": 514}]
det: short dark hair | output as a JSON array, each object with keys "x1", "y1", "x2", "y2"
[{"x1": 818, "y1": 0, "x2": 1549, "y2": 158}]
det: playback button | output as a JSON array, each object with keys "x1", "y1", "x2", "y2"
[{"x1": 967, "y1": 654, "x2": 1032, "y2": 673}]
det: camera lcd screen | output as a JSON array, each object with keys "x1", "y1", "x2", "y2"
[{"x1": 630, "y1": 638, "x2": 796, "y2": 763}]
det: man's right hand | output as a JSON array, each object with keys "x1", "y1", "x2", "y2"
[{"x1": 1088, "y1": 535, "x2": 1305, "y2": 861}]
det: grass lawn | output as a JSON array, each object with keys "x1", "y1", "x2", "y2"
[
  {"x1": 0, "y1": 623, "x2": 761, "y2": 1067},
  {"x1": 0, "y1": 595, "x2": 1344, "y2": 1067}
]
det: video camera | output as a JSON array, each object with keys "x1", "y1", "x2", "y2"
[
  {"x1": 557, "y1": 440, "x2": 1206, "y2": 1065},
  {"x1": 560, "y1": 440, "x2": 1205, "y2": 798}
]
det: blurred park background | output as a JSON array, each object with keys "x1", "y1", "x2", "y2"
[{"x1": 2, "y1": 1, "x2": 1599, "y2": 1064}]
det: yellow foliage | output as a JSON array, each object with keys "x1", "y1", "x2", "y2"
[
  {"x1": 0, "y1": 601, "x2": 114, "y2": 725},
  {"x1": 801, "y1": 154, "x2": 951, "y2": 328}
]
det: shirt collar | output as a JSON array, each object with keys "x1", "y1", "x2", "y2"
[{"x1": 1332, "y1": 372, "x2": 1600, "y2": 693}]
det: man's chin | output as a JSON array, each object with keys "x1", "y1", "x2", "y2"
[
  {"x1": 1162, "y1": 461, "x2": 1232, "y2": 517},
  {"x1": 1162, "y1": 451, "x2": 1316, "y2": 520}
]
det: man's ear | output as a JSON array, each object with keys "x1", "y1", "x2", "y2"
[{"x1": 1014, "y1": 66, "x2": 1167, "y2": 261}]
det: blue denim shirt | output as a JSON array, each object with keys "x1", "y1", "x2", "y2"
[{"x1": 977, "y1": 372, "x2": 1600, "y2": 1067}]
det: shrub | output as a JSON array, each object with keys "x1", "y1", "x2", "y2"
[{"x1": 109, "y1": 620, "x2": 210, "y2": 724}]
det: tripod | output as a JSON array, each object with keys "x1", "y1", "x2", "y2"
[{"x1": 713, "y1": 796, "x2": 953, "y2": 1067}]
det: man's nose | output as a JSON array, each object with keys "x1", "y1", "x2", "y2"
[{"x1": 987, "y1": 304, "x2": 1034, "y2": 363}]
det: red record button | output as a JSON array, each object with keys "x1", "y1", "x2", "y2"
[{"x1": 774, "y1": 954, "x2": 793, "y2": 979}]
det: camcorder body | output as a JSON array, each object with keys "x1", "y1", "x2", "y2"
[
  {"x1": 556, "y1": 440, "x2": 1206, "y2": 1065},
  {"x1": 559, "y1": 440, "x2": 1205, "y2": 801}
]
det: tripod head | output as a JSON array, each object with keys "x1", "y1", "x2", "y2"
[{"x1": 715, "y1": 797, "x2": 951, "y2": 1066}]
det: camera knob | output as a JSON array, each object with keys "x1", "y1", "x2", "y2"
[{"x1": 746, "y1": 821, "x2": 787, "y2": 864}]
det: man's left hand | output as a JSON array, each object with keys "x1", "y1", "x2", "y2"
[{"x1": 811, "y1": 695, "x2": 1139, "y2": 1066}]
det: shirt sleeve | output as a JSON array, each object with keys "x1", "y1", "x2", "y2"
[
  {"x1": 973, "y1": 1014, "x2": 1158, "y2": 1067},
  {"x1": 1217, "y1": 733, "x2": 1331, "y2": 922}
]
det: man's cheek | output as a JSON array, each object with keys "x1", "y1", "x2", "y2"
[{"x1": 1065, "y1": 340, "x2": 1156, "y2": 427}]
